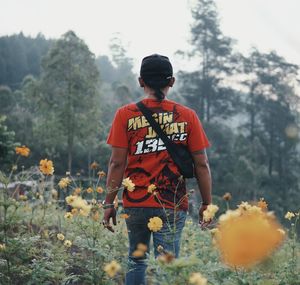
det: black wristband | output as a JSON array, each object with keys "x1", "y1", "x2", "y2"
[
  {"x1": 102, "y1": 202, "x2": 115, "y2": 209},
  {"x1": 202, "y1": 202, "x2": 210, "y2": 206}
]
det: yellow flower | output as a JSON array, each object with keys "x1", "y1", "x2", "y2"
[
  {"x1": 189, "y1": 272, "x2": 207, "y2": 285},
  {"x1": 58, "y1": 177, "x2": 71, "y2": 189},
  {"x1": 238, "y1": 201, "x2": 251, "y2": 212},
  {"x1": 147, "y1": 184, "x2": 157, "y2": 193},
  {"x1": 39, "y1": 159, "x2": 54, "y2": 175},
  {"x1": 56, "y1": 233, "x2": 65, "y2": 241},
  {"x1": 222, "y1": 192, "x2": 232, "y2": 201},
  {"x1": 209, "y1": 228, "x2": 219, "y2": 237},
  {"x1": 96, "y1": 187, "x2": 104, "y2": 193},
  {"x1": 86, "y1": 187, "x2": 93, "y2": 193},
  {"x1": 42, "y1": 230, "x2": 49, "y2": 239},
  {"x1": 51, "y1": 189, "x2": 58, "y2": 199},
  {"x1": 0, "y1": 243, "x2": 6, "y2": 251},
  {"x1": 64, "y1": 212, "x2": 73, "y2": 219},
  {"x1": 157, "y1": 245, "x2": 164, "y2": 253},
  {"x1": 74, "y1": 187, "x2": 81, "y2": 195},
  {"x1": 91, "y1": 211, "x2": 100, "y2": 221},
  {"x1": 79, "y1": 209, "x2": 89, "y2": 217},
  {"x1": 19, "y1": 195, "x2": 28, "y2": 201},
  {"x1": 219, "y1": 210, "x2": 241, "y2": 223},
  {"x1": 66, "y1": 195, "x2": 76, "y2": 205},
  {"x1": 65, "y1": 195, "x2": 91, "y2": 215},
  {"x1": 203, "y1": 204, "x2": 219, "y2": 222},
  {"x1": 71, "y1": 208, "x2": 78, "y2": 215},
  {"x1": 215, "y1": 205, "x2": 285, "y2": 268},
  {"x1": 64, "y1": 240, "x2": 72, "y2": 247},
  {"x1": 122, "y1": 177, "x2": 135, "y2": 192},
  {"x1": 15, "y1": 145, "x2": 30, "y2": 157},
  {"x1": 104, "y1": 260, "x2": 121, "y2": 278},
  {"x1": 285, "y1": 211, "x2": 295, "y2": 220},
  {"x1": 98, "y1": 170, "x2": 106, "y2": 177},
  {"x1": 147, "y1": 217, "x2": 163, "y2": 232},
  {"x1": 257, "y1": 198, "x2": 268, "y2": 210}
]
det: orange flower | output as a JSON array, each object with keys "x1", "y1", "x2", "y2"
[
  {"x1": 39, "y1": 159, "x2": 54, "y2": 175},
  {"x1": 222, "y1": 192, "x2": 232, "y2": 201},
  {"x1": 98, "y1": 171, "x2": 106, "y2": 177},
  {"x1": 120, "y1": 213, "x2": 130, "y2": 219},
  {"x1": 132, "y1": 249, "x2": 145, "y2": 257},
  {"x1": 137, "y1": 243, "x2": 148, "y2": 252},
  {"x1": 86, "y1": 187, "x2": 93, "y2": 194},
  {"x1": 157, "y1": 252, "x2": 175, "y2": 264},
  {"x1": 96, "y1": 187, "x2": 104, "y2": 194},
  {"x1": 214, "y1": 204, "x2": 285, "y2": 268},
  {"x1": 90, "y1": 161, "x2": 99, "y2": 169},
  {"x1": 257, "y1": 198, "x2": 268, "y2": 211},
  {"x1": 15, "y1": 145, "x2": 30, "y2": 157},
  {"x1": 74, "y1": 188, "x2": 81, "y2": 195}
]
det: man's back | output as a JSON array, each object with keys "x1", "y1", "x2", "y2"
[{"x1": 107, "y1": 98, "x2": 210, "y2": 210}]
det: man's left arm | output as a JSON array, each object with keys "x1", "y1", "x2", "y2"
[{"x1": 103, "y1": 146, "x2": 128, "y2": 232}]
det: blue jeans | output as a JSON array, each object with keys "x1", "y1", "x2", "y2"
[{"x1": 124, "y1": 207, "x2": 187, "y2": 285}]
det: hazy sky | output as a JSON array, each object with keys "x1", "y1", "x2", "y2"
[{"x1": 1, "y1": 0, "x2": 300, "y2": 73}]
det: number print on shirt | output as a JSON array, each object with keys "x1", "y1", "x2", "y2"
[{"x1": 134, "y1": 134, "x2": 187, "y2": 155}]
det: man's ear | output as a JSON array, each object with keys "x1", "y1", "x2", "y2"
[
  {"x1": 138, "y1": 77, "x2": 145, "y2": 87},
  {"x1": 169, "y1": 77, "x2": 175, "y2": 87}
]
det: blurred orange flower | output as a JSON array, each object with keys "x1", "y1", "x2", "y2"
[
  {"x1": 15, "y1": 145, "x2": 30, "y2": 157},
  {"x1": 214, "y1": 203, "x2": 285, "y2": 268}
]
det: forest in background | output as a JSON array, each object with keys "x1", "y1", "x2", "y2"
[{"x1": 0, "y1": 0, "x2": 299, "y2": 223}]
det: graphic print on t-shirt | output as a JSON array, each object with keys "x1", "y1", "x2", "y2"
[{"x1": 127, "y1": 112, "x2": 188, "y2": 155}]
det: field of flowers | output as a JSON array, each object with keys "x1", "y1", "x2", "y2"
[{"x1": 0, "y1": 146, "x2": 299, "y2": 285}]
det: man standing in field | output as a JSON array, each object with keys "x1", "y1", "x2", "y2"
[{"x1": 103, "y1": 54, "x2": 212, "y2": 285}]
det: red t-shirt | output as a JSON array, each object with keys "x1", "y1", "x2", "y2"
[{"x1": 106, "y1": 98, "x2": 210, "y2": 211}]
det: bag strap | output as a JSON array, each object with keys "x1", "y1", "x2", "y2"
[{"x1": 136, "y1": 101, "x2": 177, "y2": 153}]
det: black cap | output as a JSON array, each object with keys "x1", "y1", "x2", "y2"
[{"x1": 140, "y1": 54, "x2": 173, "y2": 82}]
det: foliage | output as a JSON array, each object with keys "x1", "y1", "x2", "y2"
[
  {"x1": 0, "y1": 115, "x2": 16, "y2": 170},
  {"x1": 0, "y1": 150, "x2": 299, "y2": 285},
  {"x1": 0, "y1": 33, "x2": 52, "y2": 89}
]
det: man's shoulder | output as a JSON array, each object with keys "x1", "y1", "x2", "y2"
[
  {"x1": 166, "y1": 99, "x2": 197, "y2": 115},
  {"x1": 117, "y1": 102, "x2": 139, "y2": 113}
]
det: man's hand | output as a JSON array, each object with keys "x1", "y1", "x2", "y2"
[
  {"x1": 198, "y1": 204, "x2": 212, "y2": 230},
  {"x1": 102, "y1": 208, "x2": 117, "y2": 232}
]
